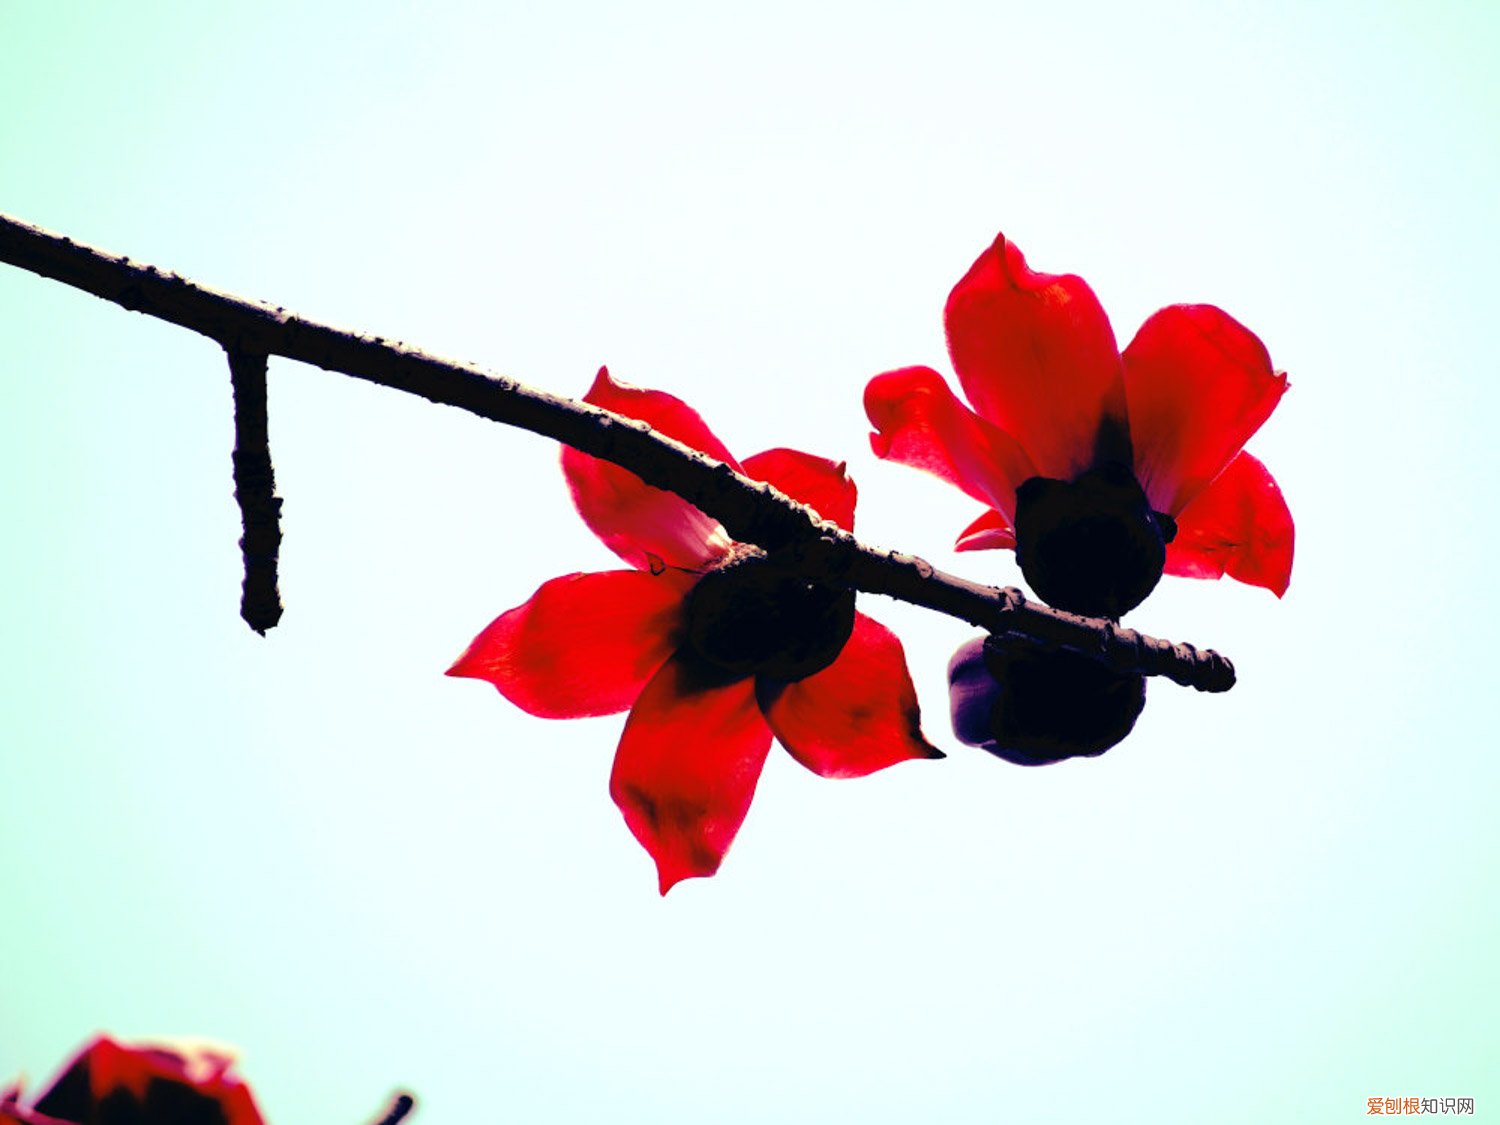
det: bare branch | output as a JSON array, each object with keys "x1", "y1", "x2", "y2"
[
  {"x1": 367, "y1": 1092, "x2": 415, "y2": 1125},
  {"x1": 227, "y1": 346, "x2": 283, "y2": 634},
  {"x1": 0, "y1": 210, "x2": 1235, "y2": 691}
]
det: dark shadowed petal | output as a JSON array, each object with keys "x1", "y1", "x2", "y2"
[
  {"x1": 759, "y1": 612, "x2": 942, "y2": 778},
  {"x1": 447, "y1": 569, "x2": 697, "y2": 718},
  {"x1": 562, "y1": 367, "x2": 740, "y2": 570},
  {"x1": 610, "y1": 656, "x2": 774, "y2": 894},
  {"x1": 944, "y1": 234, "x2": 1129, "y2": 480},
  {"x1": 741, "y1": 448, "x2": 858, "y2": 532},
  {"x1": 864, "y1": 365, "x2": 1036, "y2": 521},
  {"x1": 954, "y1": 508, "x2": 1017, "y2": 552},
  {"x1": 1166, "y1": 451, "x2": 1294, "y2": 596},
  {"x1": 1123, "y1": 304, "x2": 1289, "y2": 515}
]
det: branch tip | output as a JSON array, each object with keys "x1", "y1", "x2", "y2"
[{"x1": 368, "y1": 1092, "x2": 416, "y2": 1125}]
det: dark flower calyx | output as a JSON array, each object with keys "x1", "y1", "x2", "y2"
[
  {"x1": 1013, "y1": 462, "x2": 1175, "y2": 618},
  {"x1": 682, "y1": 545, "x2": 855, "y2": 685},
  {"x1": 36, "y1": 1068, "x2": 233, "y2": 1125},
  {"x1": 948, "y1": 635, "x2": 1146, "y2": 765}
]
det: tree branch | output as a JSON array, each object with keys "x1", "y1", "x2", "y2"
[
  {"x1": 0, "y1": 210, "x2": 1235, "y2": 691},
  {"x1": 227, "y1": 346, "x2": 283, "y2": 634},
  {"x1": 366, "y1": 1092, "x2": 415, "y2": 1125}
]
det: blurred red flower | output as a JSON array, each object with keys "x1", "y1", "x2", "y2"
[
  {"x1": 450, "y1": 368, "x2": 940, "y2": 893},
  {"x1": 865, "y1": 233, "x2": 1293, "y2": 614},
  {"x1": 2, "y1": 1035, "x2": 264, "y2": 1125}
]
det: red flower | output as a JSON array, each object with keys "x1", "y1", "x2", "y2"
[
  {"x1": 449, "y1": 368, "x2": 941, "y2": 893},
  {"x1": 865, "y1": 233, "x2": 1293, "y2": 613},
  {"x1": 2, "y1": 1035, "x2": 265, "y2": 1125}
]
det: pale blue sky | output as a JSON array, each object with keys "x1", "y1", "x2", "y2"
[{"x1": 2, "y1": 2, "x2": 1496, "y2": 1122}]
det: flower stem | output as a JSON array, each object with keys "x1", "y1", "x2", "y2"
[{"x1": 0, "y1": 210, "x2": 1235, "y2": 691}]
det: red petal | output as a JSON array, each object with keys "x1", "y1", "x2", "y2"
[
  {"x1": 954, "y1": 508, "x2": 1017, "y2": 552},
  {"x1": 562, "y1": 367, "x2": 740, "y2": 570},
  {"x1": 1122, "y1": 305, "x2": 1289, "y2": 514},
  {"x1": 760, "y1": 612, "x2": 943, "y2": 778},
  {"x1": 610, "y1": 657, "x2": 774, "y2": 893},
  {"x1": 448, "y1": 569, "x2": 696, "y2": 718},
  {"x1": 864, "y1": 365, "x2": 1036, "y2": 521},
  {"x1": 944, "y1": 234, "x2": 1129, "y2": 480},
  {"x1": 1166, "y1": 451, "x2": 1294, "y2": 596},
  {"x1": 741, "y1": 448, "x2": 858, "y2": 532}
]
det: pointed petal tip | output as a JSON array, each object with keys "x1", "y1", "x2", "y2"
[
  {"x1": 1264, "y1": 561, "x2": 1292, "y2": 599},
  {"x1": 655, "y1": 862, "x2": 715, "y2": 896},
  {"x1": 990, "y1": 232, "x2": 1036, "y2": 287},
  {"x1": 586, "y1": 365, "x2": 617, "y2": 398},
  {"x1": 445, "y1": 654, "x2": 515, "y2": 688},
  {"x1": 445, "y1": 646, "x2": 484, "y2": 680}
]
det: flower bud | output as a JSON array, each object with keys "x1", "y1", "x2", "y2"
[{"x1": 948, "y1": 635, "x2": 1147, "y2": 765}]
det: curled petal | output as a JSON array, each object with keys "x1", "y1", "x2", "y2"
[
  {"x1": 945, "y1": 234, "x2": 1130, "y2": 479},
  {"x1": 954, "y1": 508, "x2": 1017, "y2": 553},
  {"x1": 1123, "y1": 305, "x2": 1289, "y2": 514},
  {"x1": 448, "y1": 569, "x2": 697, "y2": 718},
  {"x1": 741, "y1": 447, "x2": 857, "y2": 532},
  {"x1": 610, "y1": 657, "x2": 774, "y2": 894},
  {"x1": 864, "y1": 365, "x2": 1036, "y2": 521},
  {"x1": 563, "y1": 367, "x2": 738, "y2": 570},
  {"x1": 759, "y1": 612, "x2": 943, "y2": 778},
  {"x1": 1166, "y1": 451, "x2": 1294, "y2": 596}
]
